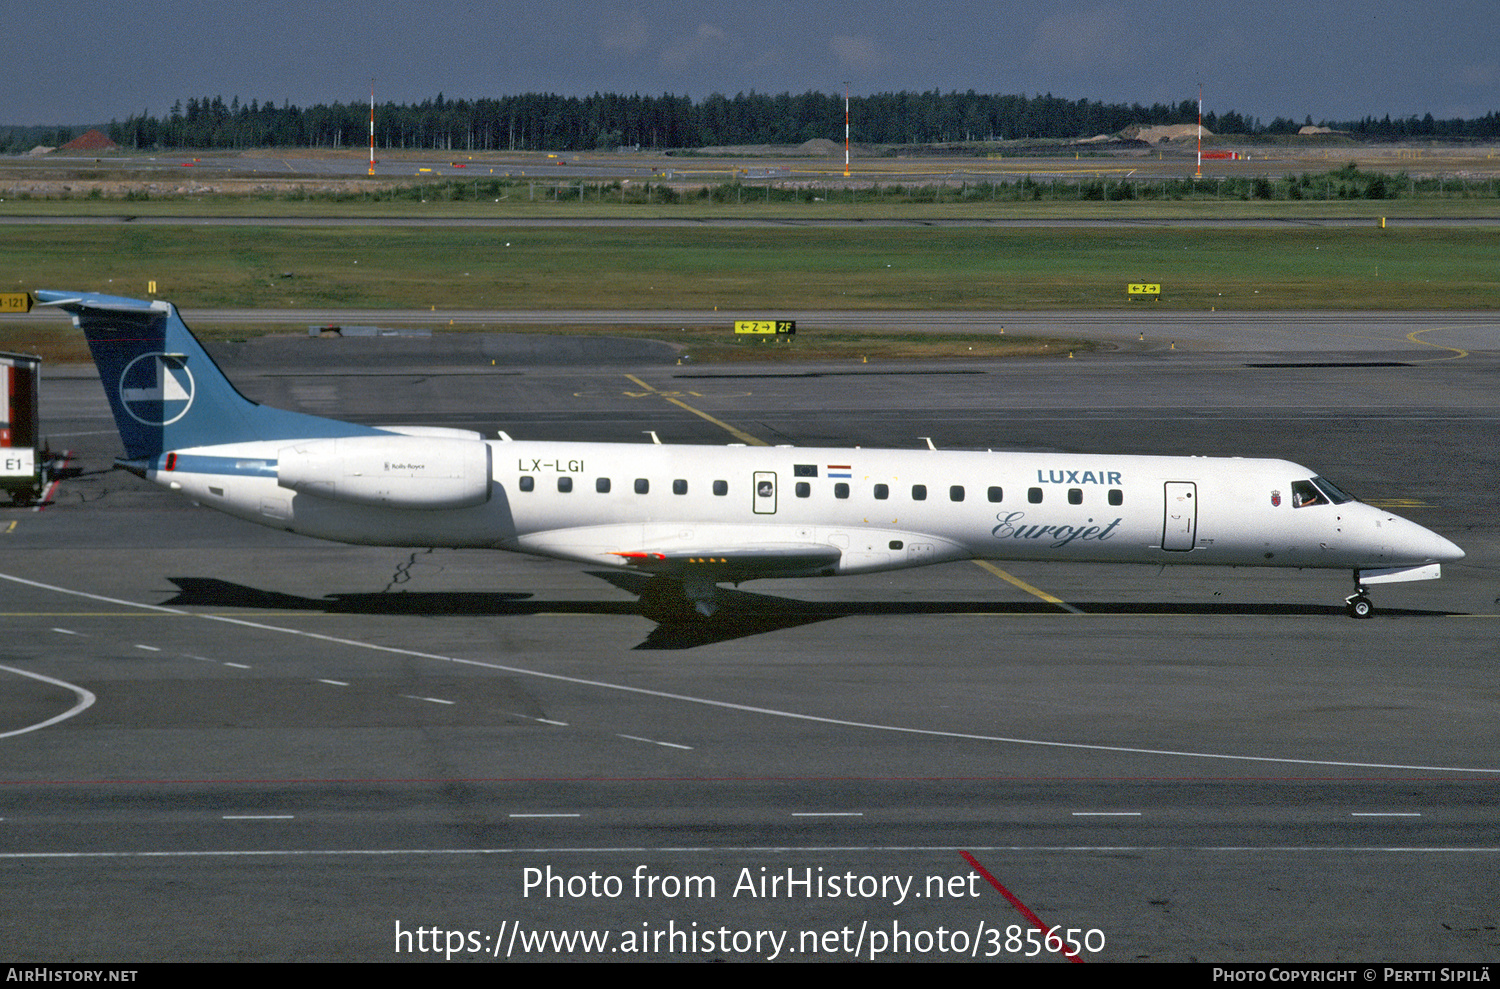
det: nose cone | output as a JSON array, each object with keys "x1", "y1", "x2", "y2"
[
  {"x1": 1428, "y1": 530, "x2": 1465, "y2": 563},
  {"x1": 1386, "y1": 511, "x2": 1464, "y2": 565}
]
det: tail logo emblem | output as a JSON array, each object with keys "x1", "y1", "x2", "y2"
[{"x1": 119, "y1": 353, "x2": 195, "y2": 426}]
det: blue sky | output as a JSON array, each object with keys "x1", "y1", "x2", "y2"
[{"x1": 7, "y1": 1, "x2": 1497, "y2": 126}]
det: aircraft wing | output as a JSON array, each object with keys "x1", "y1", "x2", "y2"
[{"x1": 613, "y1": 544, "x2": 842, "y2": 581}]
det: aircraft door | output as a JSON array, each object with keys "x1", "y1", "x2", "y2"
[
  {"x1": 753, "y1": 471, "x2": 777, "y2": 514},
  {"x1": 1162, "y1": 481, "x2": 1197, "y2": 551}
]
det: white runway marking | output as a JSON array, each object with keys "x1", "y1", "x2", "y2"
[
  {"x1": 0, "y1": 664, "x2": 97, "y2": 740},
  {"x1": 617, "y1": 734, "x2": 693, "y2": 750},
  {"x1": 1351, "y1": 812, "x2": 1422, "y2": 817},
  {"x1": 792, "y1": 812, "x2": 863, "y2": 817},
  {"x1": 3, "y1": 569, "x2": 1498, "y2": 776},
  {"x1": 1071, "y1": 812, "x2": 1142, "y2": 817},
  {"x1": 509, "y1": 814, "x2": 581, "y2": 819}
]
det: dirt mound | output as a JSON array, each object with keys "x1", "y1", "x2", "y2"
[
  {"x1": 798, "y1": 138, "x2": 840, "y2": 156},
  {"x1": 1123, "y1": 123, "x2": 1212, "y2": 144},
  {"x1": 696, "y1": 140, "x2": 845, "y2": 156}
]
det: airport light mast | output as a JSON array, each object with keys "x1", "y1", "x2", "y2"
[
  {"x1": 844, "y1": 83, "x2": 851, "y2": 177},
  {"x1": 1195, "y1": 84, "x2": 1203, "y2": 179},
  {"x1": 369, "y1": 80, "x2": 376, "y2": 177}
]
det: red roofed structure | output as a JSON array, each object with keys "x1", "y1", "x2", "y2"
[{"x1": 57, "y1": 129, "x2": 119, "y2": 152}]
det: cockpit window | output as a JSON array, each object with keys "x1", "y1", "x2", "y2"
[
  {"x1": 1290, "y1": 480, "x2": 1326, "y2": 508},
  {"x1": 1291, "y1": 476, "x2": 1357, "y2": 508},
  {"x1": 1309, "y1": 476, "x2": 1356, "y2": 504}
]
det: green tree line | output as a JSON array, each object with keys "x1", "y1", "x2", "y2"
[
  {"x1": 98, "y1": 91, "x2": 1238, "y2": 150},
  {"x1": 3, "y1": 90, "x2": 1497, "y2": 153}
]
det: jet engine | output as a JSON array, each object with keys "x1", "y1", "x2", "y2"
[{"x1": 277, "y1": 435, "x2": 491, "y2": 510}]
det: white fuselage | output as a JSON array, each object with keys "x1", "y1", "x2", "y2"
[{"x1": 149, "y1": 437, "x2": 1461, "y2": 579}]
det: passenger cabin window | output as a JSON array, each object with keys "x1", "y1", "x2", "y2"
[
  {"x1": 1068, "y1": 488, "x2": 1082, "y2": 505},
  {"x1": 987, "y1": 486, "x2": 1003, "y2": 503},
  {"x1": 634, "y1": 478, "x2": 649, "y2": 495},
  {"x1": 1028, "y1": 487, "x2": 1043, "y2": 503},
  {"x1": 912, "y1": 484, "x2": 927, "y2": 501},
  {"x1": 519, "y1": 476, "x2": 534, "y2": 492},
  {"x1": 834, "y1": 482, "x2": 849, "y2": 499},
  {"x1": 1108, "y1": 488, "x2": 1123, "y2": 506},
  {"x1": 673, "y1": 479, "x2": 688, "y2": 495},
  {"x1": 795, "y1": 481, "x2": 811, "y2": 498},
  {"x1": 713, "y1": 480, "x2": 728, "y2": 496},
  {"x1": 950, "y1": 485, "x2": 964, "y2": 502},
  {"x1": 557, "y1": 477, "x2": 573, "y2": 493},
  {"x1": 596, "y1": 477, "x2": 611, "y2": 493},
  {"x1": 874, "y1": 483, "x2": 889, "y2": 500}
]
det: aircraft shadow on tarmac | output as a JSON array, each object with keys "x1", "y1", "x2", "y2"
[{"x1": 160, "y1": 576, "x2": 1453, "y2": 651}]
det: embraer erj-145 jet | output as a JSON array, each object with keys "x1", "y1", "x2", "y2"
[{"x1": 41, "y1": 291, "x2": 1463, "y2": 622}]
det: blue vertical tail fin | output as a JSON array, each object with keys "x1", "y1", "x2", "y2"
[{"x1": 37, "y1": 291, "x2": 377, "y2": 463}]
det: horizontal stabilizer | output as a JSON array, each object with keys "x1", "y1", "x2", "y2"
[{"x1": 34, "y1": 292, "x2": 160, "y2": 314}]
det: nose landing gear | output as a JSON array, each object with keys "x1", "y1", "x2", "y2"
[
  {"x1": 1341, "y1": 563, "x2": 1449, "y2": 618},
  {"x1": 1345, "y1": 572, "x2": 1374, "y2": 618}
]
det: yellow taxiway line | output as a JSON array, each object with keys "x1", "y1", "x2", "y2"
[
  {"x1": 1406, "y1": 327, "x2": 1470, "y2": 361},
  {"x1": 624, "y1": 374, "x2": 768, "y2": 446},
  {"x1": 971, "y1": 560, "x2": 1083, "y2": 614}
]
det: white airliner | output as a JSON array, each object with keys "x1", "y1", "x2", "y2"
[{"x1": 41, "y1": 290, "x2": 1463, "y2": 621}]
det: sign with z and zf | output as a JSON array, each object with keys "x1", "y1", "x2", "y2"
[{"x1": 734, "y1": 320, "x2": 796, "y2": 335}]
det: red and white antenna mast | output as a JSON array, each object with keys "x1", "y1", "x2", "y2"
[
  {"x1": 368, "y1": 79, "x2": 376, "y2": 176},
  {"x1": 1195, "y1": 83, "x2": 1203, "y2": 179},
  {"x1": 843, "y1": 82, "x2": 851, "y2": 177}
]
